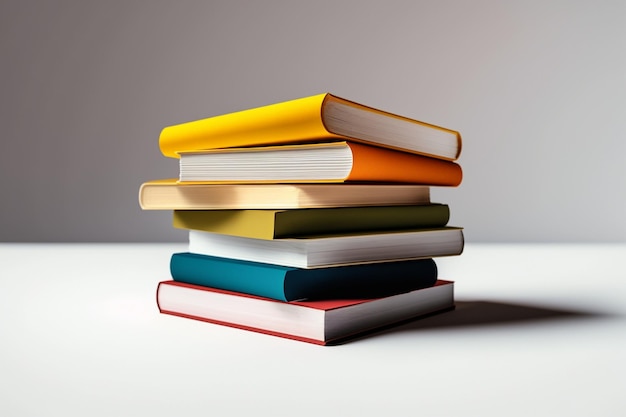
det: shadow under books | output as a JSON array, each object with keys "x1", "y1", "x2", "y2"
[{"x1": 332, "y1": 299, "x2": 612, "y2": 345}]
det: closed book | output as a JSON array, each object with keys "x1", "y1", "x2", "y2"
[
  {"x1": 172, "y1": 204, "x2": 450, "y2": 239},
  {"x1": 177, "y1": 141, "x2": 462, "y2": 186},
  {"x1": 188, "y1": 227, "x2": 464, "y2": 268},
  {"x1": 170, "y1": 252, "x2": 438, "y2": 302},
  {"x1": 138, "y1": 179, "x2": 431, "y2": 210},
  {"x1": 159, "y1": 93, "x2": 461, "y2": 161},
  {"x1": 157, "y1": 280, "x2": 455, "y2": 345}
]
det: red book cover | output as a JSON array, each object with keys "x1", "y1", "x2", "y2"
[{"x1": 156, "y1": 280, "x2": 454, "y2": 345}]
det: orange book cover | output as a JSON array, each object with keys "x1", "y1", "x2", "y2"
[
  {"x1": 345, "y1": 141, "x2": 462, "y2": 185},
  {"x1": 177, "y1": 141, "x2": 462, "y2": 186}
]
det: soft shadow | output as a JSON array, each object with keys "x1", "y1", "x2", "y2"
[
  {"x1": 331, "y1": 300, "x2": 612, "y2": 345},
  {"x1": 400, "y1": 300, "x2": 607, "y2": 330}
]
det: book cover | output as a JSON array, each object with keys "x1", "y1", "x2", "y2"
[
  {"x1": 138, "y1": 179, "x2": 431, "y2": 210},
  {"x1": 172, "y1": 204, "x2": 450, "y2": 239},
  {"x1": 188, "y1": 227, "x2": 464, "y2": 268},
  {"x1": 177, "y1": 141, "x2": 462, "y2": 186},
  {"x1": 170, "y1": 252, "x2": 438, "y2": 302},
  {"x1": 156, "y1": 280, "x2": 455, "y2": 345},
  {"x1": 159, "y1": 93, "x2": 461, "y2": 161}
]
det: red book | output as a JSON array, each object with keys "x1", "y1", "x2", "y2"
[{"x1": 157, "y1": 280, "x2": 454, "y2": 345}]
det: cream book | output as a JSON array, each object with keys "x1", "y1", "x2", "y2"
[{"x1": 138, "y1": 179, "x2": 431, "y2": 210}]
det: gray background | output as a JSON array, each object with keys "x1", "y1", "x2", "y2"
[{"x1": 1, "y1": 0, "x2": 624, "y2": 243}]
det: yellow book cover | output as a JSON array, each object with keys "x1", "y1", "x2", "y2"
[{"x1": 159, "y1": 93, "x2": 462, "y2": 161}]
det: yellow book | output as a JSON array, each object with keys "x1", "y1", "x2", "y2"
[{"x1": 159, "y1": 93, "x2": 462, "y2": 161}]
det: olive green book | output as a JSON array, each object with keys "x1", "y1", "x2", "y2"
[{"x1": 173, "y1": 204, "x2": 450, "y2": 240}]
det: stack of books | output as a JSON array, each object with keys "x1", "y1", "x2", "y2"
[{"x1": 139, "y1": 93, "x2": 464, "y2": 345}]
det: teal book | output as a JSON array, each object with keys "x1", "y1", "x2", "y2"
[{"x1": 170, "y1": 252, "x2": 438, "y2": 302}]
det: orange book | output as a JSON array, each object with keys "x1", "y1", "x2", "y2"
[
  {"x1": 177, "y1": 141, "x2": 462, "y2": 186},
  {"x1": 160, "y1": 93, "x2": 462, "y2": 161}
]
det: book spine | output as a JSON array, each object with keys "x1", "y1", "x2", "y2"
[
  {"x1": 159, "y1": 94, "x2": 334, "y2": 158},
  {"x1": 173, "y1": 210, "x2": 277, "y2": 239},
  {"x1": 170, "y1": 252, "x2": 293, "y2": 301}
]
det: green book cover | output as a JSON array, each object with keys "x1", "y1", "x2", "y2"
[{"x1": 173, "y1": 204, "x2": 450, "y2": 239}]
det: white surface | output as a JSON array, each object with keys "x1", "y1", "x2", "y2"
[{"x1": 1, "y1": 243, "x2": 625, "y2": 417}]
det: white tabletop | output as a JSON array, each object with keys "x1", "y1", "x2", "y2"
[{"x1": 2, "y1": 243, "x2": 625, "y2": 417}]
